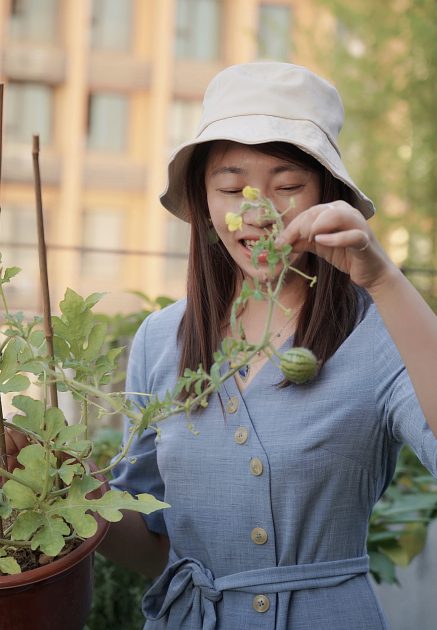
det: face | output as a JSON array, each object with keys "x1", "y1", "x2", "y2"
[{"x1": 205, "y1": 142, "x2": 321, "y2": 283}]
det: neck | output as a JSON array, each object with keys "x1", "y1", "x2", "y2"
[{"x1": 227, "y1": 276, "x2": 306, "y2": 344}]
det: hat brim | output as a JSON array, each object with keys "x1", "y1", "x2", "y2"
[{"x1": 160, "y1": 115, "x2": 375, "y2": 221}]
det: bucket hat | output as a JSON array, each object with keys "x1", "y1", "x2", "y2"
[{"x1": 160, "y1": 62, "x2": 375, "y2": 220}]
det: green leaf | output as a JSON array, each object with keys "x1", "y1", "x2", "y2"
[
  {"x1": 3, "y1": 478, "x2": 37, "y2": 509},
  {"x1": 53, "y1": 334, "x2": 71, "y2": 361},
  {"x1": 48, "y1": 476, "x2": 103, "y2": 538},
  {"x1": 29, "y1": 330, "x2": 45, "y2": 348},
  {"x1": 49, "y1": 477, "x2": 169, "y2": 539},
  {"x1": 382, "y1": 523, "x2": 427, "y2": 567},
  {"x1": 1, "y1": 266, "x2": 21, "y2": 284},
  {"x1": 369, "y1": 551, "x2": 398, "y2": 585},
  {"x1": 44, "y1": 407, "x2": 67, "y2": 441},
  {"x1": 56, "y1": 459, "x2": 83, "y2": 485},
  {"x1": 86, "y1": 489, "x2": 170, "y2": 522},
  {"x1": 0, "y1": 341, "x2": 31, "y2": 393},
  {"x1": 12, "y1": 396, "x2": 66, "y2": 442},
  {"x1": 10, "y1": 511, "x2": 46, "y2": 541},
  {"x1": 0, "y1": 374, "x2": 30, "y2": 393},
  {"x1": 209, "y1": 363, "x2": 221, "y2": 389},
  {"x1": 30, "y1": 516, "x2": 71, "y2": 556},
  {"x1": 155, "y1": 296, "x2": 174, "y2": 309},
  {"x1": 12, "y1": 444, "x2": 56, "y2": 494},
  {"x1": 84, "y1": 292, "x2": 106, "y2": 310},
  {"x1": 12, "y1": 395, "x2": 45, "y2": 434},
  {"x1": 54, "y1": 424, "x2": 86, "y2": 448},
  {"x1": 81, "y1": 322, "x2": 107, "y2": 360},
  {"x1": 0, "y1": 553, "x2": 21, "y2": 575}
]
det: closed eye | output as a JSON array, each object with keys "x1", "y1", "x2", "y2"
[
  {"x1": 278, "y1": 185, "x2": 303, "y2": 192},
  {"x1": 217, "y1": 189, "x2": 243, "y2": 194}
]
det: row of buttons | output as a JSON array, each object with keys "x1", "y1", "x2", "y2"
[
  {"x1": 228, "y1": 395, "x2": 271, "y2": 614},
  {"x1": 234, "y1": 429, "x2": 263, "y2": 475}
]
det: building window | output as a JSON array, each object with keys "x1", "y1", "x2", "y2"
[
  {"x1": 0, "y1": 205, "x2": 39, "y2": 309},
  {"x1": 90, "y1": 0, "x2": 133, "y2": 51},
  {"x1": 169, "y1": 99, "x2": 203, "y2": 152},
  {"x1": 87, "y1": 93, "x2": 129, "y2": 152},
  {"x1": 258, "y1": 4, "x2": 292, "y2": 61},
  {"x1": 175, "y1": 0, "x2": 221, "y2": 61},
  {"x1": 8, "y1": 0, "x2": 58, "y2": 43},
  {"x1": 4, "y1": 82, "x2": 53, "y2": 145},
  {"x1": 80, "y1": 209, "x2": 124, "y2": 278}
]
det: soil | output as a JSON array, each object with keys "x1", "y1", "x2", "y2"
[{"x1": 0, "y1": 514, "x2": 82, "y2": 575}]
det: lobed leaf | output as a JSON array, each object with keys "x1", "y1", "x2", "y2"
[
  {"x1": 3, "y1": 478, "x2": 37, "y2": 509},
  {"x1": 0, "y1": 553, "x2": 21, "y2": 575}
]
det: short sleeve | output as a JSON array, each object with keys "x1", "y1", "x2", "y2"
[
  {"x1": 109, "y1": 316, "x2": 168, "y2": 536},
  {"x1": 373, "y1": 310, "x2": 437, "y2": 477}
]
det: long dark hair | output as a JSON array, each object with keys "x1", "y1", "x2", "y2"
[{"x1": 177, "y1": 141, "x2": 363, "y2": 386}]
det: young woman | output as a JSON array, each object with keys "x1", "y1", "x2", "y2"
[{"x1": 10, "y1": 62, "x2": 437, "y2": 629}]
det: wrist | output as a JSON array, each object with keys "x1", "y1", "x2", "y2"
[{"x1": 365, "y1": 263, "x2": 404, "y2": 302}]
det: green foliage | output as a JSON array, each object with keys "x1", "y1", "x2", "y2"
[
  {"x1": 85, "y1": 552, "x2": 148, "y2": 630},
  {"x1": 368, "y1": 446, "x2": 437, "y2": 583},
  {"x1": 316, "y1": 0, "x2": 437, "y2": 304}
]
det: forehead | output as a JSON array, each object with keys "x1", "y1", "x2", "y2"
[{"x1": 206, "y1": 141, "x2": 306, "y2": 175}]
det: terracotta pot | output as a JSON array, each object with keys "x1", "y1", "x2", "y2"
[{"x1": 0, "y1": 470, "x2": 110, "y2": 630}]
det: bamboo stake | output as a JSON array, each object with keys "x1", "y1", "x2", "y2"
[
  {"x1": 0, "y1": 83, "x2": 6, "y2": 538},
  {"x1": 32, "y1": 135, "x2": 58, "y2": 408}
]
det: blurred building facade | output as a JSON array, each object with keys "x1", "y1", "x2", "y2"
[{"x1": 0, "y1": 0, "x2": 332, "y2": 313}]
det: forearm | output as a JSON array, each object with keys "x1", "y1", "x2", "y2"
[
  {"x1": 98, "y1": 510, "x2": 169, "y2": 578},
  {"x1": 368, "y1": 265, "x2": 437, "y2": 434}
]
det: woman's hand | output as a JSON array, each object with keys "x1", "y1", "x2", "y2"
[{"x1": 275, "y1": 200, "x2": 398, "y2": 291}]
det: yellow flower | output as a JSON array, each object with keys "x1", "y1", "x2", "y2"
[
  {"x1": 242, "y1": 185, "x2": 261, "y2": 201},
  {"x1": 225, "y1": 212, "x2": 243, "y2": 232}
]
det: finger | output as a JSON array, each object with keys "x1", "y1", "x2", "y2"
[
  {"x1": 314, "y1": 229, "x2": 370, "y2": 252},
  {"x1": 275, "y1": 205, "x2": 325, "y2": 247},
  {"x1": 307, "y1": 204, "x2": 364, "y2": 242}
]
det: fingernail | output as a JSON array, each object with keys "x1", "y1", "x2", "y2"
[{"x1": 274, "y1": 237, "x2": 284, "y2": 248}]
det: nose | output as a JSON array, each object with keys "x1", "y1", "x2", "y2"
[{"x1": 242, "y1": 205, "x2": 274, "y2": 228}]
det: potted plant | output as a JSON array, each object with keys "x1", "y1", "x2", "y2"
[{"x1": 0, "y1": 263, "x2": 171, "y2": 629}]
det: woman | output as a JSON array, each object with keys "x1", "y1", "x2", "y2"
[
  {"x1": 13, "y1": 62, "x2": 437, "y2": 628},
  {"x1": 101, "y1": 62, "x2": 437, "y2": 628}
]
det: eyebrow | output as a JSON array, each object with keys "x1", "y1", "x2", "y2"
[{"x1": 210, "y1": 164, "x2": 303, "y2": 177}]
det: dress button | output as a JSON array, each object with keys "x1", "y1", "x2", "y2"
[
  {"x1": 234, "y1": 427, "x2": 249, "y2": 444},
  {"x1": 226, "y1": 396, "x2": 239, "y2": 414},
  {"x1": 250, "y1": 457, "x2": 263, "y2": 476},
  {"x1": 251, "y1": 527, "x2": 268, "y2": 545},
  {"x1": 253, "y1": 594, "x2": 270, "y2": 613}
]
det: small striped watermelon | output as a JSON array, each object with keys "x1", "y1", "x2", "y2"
[{"x1": 280, "y1": 347, "x2": 319, "y2": 384}]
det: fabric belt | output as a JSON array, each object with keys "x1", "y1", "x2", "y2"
[{"x1": 142, "y1": 551, "x2": 369, "y2": 630}]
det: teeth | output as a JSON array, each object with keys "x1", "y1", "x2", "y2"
[{"x1": 243, "y1": 239, "x2": 258, "y2": 248}]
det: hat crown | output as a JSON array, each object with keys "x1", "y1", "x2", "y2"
[{"x1": 198, "y1": 62, "x2": 344, "y2": 151}]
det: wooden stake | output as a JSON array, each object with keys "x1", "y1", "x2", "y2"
[
  {"x1": 32, "y1": 135, "x2": 58, "y2": 408},
  {"x1": 0, "y1": 84, "x2": 5, "y2": 537}
]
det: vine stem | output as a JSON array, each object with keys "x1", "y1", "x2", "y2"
[
  {"x1": 0, "y1": 538, "x2": 31, "y2": 548},
  {"x1": 0, "y1": 465, "x2": 36, "y2": 489}
]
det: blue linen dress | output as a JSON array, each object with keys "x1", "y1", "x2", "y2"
[{"x1": 111, "y1": 297, "x2": 437, "y2": 629}]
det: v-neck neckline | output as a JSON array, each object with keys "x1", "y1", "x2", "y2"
[{"x1": 222, "y1": 335, "x2": 294, "y2": 398}]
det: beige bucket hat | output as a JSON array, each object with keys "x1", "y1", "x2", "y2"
[{"x1": 160, "y1": 62, "x2": 375, "y2": 221}]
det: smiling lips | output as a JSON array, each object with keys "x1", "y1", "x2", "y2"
[{"x1": 240, "y1": 238, "x2": 269, "y2": 263}]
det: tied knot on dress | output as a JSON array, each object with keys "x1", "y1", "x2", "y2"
[{"x1": 143, "y1": 556, "x2": 222, "y2": 630}]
